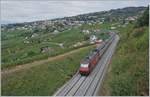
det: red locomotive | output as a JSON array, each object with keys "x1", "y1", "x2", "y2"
[
  {"x1": 79, "y1": 49, "x2": 100, "y2": 75},
  {"x1": 79, "y1": 32, "x2": 115, "y2": 75}
]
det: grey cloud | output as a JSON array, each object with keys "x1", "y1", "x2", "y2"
[{"x1": 1, "y1": 1, "x2": 148, "y2": 24}]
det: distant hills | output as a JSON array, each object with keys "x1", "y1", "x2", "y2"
[{"x1": 2, "y1": 6, "x2": 146, "y2": 29}]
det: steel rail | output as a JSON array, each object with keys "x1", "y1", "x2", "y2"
[{"x1": 54, "y1": 34, "x2": 119, "y2": 96}]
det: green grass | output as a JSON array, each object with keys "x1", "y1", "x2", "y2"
[
  {"x1": 101, "y1": 24, "x2": 149, "y2": 95},
  {"x1": 1, "y1": 46, "x2": 95, "y2": 96},
  {"x1": 82, "y1": 22, "x2": 111, "y2": 29},
  {"x1": 2, "y1": 23, "x2": 110, "y2": 69}
]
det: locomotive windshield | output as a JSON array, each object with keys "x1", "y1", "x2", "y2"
[{"x1": 80, "y1": 63, "x2": 89, "y2": 68}]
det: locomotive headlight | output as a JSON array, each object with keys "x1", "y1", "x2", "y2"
[{"x1": 80, "y1": 63, "x2": 89, "y2": 68}]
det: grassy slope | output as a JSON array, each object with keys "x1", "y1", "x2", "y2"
[
  {"x1": 1, "y1": 27, "x2": 85, "y2": 68},
  {"x1": 2, "y1": 23, "x2": 109, "y2": 69},
  {"x1": 100, "y1": 24, "x2": 149, "y2": 95},
  {"x1": 2, "y1": 45, "x2": 95, "y2": 96}
]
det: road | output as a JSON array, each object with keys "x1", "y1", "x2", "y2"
[{"x1": 54, "y1": 34, "x2": 119, "y2": 96}]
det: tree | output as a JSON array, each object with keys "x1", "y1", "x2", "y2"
[{"x1": 135, "y1": 6, "x2": 149, "y2": 27}]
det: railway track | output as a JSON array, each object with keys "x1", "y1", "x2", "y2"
[{"x1": 54, "y1": 34, "x2": 119, "y2": 96}]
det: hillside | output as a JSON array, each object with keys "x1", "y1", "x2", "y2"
[
  {"x1": 100, "y1": 6, "x2": 149, "y2": 96},
  {"x1": 2, "y1": 7, "x2": 145, "y2": 69},
  {"x1": 2, "y1": 7, "x2": 145, "y2": 29},
  {"x1": 2, "y1": 46, "x2": 95, "y2": 95},
  {"x1": 1, "y1": 6, "x2": 148, "y2": 96},
  {"x1": 65, "y1": 7, "x2": 146, "y2": 22}
]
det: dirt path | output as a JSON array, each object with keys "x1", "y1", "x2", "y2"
[{"x1": 1, "y1": 45, "x2": 96, "y2": 76}]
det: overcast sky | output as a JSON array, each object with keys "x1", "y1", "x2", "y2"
[{"x1": 1, "y1": 0, "x2": 149, "y2": 24}]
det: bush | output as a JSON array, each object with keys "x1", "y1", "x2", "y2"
[
  {"x1": 135, "y1": 6, "x2": 149, "y2": 28},
  {"x1": 102, "y1": 24, "x2": 149, "y2": 95},
  {"x1": 27, "y1": 51, "x2": 36, "y2": 56},
  {"x1": 131, "y1": 27, "x2": 145, "y2": 37}
]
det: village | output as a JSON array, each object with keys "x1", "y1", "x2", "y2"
[
  {"x1": 2, "y1": 14, "x2": 137, "y2": 44},
  {"x1": 2, "y1": 15, "x2": 137, "y2": 32}
]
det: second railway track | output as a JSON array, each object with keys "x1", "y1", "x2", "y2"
[{"x1": 54, "y1": 34, "x2": 119, "y2": 96}]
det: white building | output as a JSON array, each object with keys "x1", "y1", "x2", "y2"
[
  {"x1": 82, "y1": 30, "x2": 90, "y2": 34},
  {"x1": 90, "y1": 35, "x2": 97, "y2": 44},
  {"x1": 110, "y1": 26, "x2": 116, "y2": 30},
  {"x1": 53, "y1": 30, "x2": 59, "y2": 34},
  {"x1": 31, "y1": 33, "x2": 38, "y2": 38}
]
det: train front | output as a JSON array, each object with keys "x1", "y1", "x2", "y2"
[{"x1": 79, "y1": 59, "x2": 90, "y2": 75}]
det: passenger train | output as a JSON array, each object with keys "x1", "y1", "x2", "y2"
[{"x1": 79, "y1": 32, "x2": 115, "y2": 75}]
